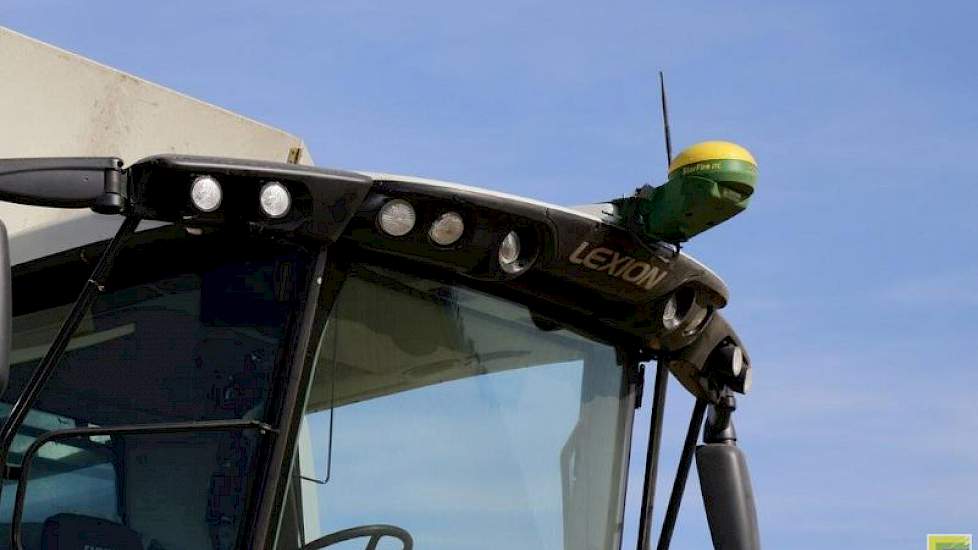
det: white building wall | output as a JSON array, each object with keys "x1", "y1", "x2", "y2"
[{"x1": 0, "y1": 26, "x2": 314, "y2": 264}]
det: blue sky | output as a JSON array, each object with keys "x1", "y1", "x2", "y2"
[{"x1": 4, "y1": 1, "x2": 978, "y2": 548}]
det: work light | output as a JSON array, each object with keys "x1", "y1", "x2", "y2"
[
  {"x1": 378, "y1": 199, "x2": 416, "y2": 236},
  {"x1": 708, "y1": 342, "x2": 751, "y2": 394},
  {"x1": 662, "y1": 288, "x2": 695, "y2": 331},
  {"x1": 429, "y1": 212, "x2": 464, "y2": 245},
  {"x1": 682, "y1": 306, "x2": 710, "y2": 337},
  {"x1": 498, "y1": 231, "x2": 523, "y2": 273},
  {"x1": 190, "y1": 176, "x2": 222, "y2": 212},
  {"x1": 259, "y1": 181, "x2": 291, "y2": 218}
]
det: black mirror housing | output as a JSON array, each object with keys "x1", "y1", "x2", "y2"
[
  {"x1": 696, "y1": 443, "x2": 761, "y2": 550},
  {"x1": 0, "y1": 157, "x2": 125, "y2": 211}
]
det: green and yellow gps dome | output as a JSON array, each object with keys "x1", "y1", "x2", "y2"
[
  {"x1": 626, "y1": 140, "x2": 758, "y2": 242},
  {"x1": 667, "y1": 141, "x2": 758, "y2": 192}
]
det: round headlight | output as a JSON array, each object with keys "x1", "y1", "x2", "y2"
[
  {"x1": 662, "y1": 287, "x2": 695, "y2": 332},
  {"x1": 739, "y1": 365, "x2": 753, "y2": 394},
  {"x1": 190, "y1": 176, "x2": 222, "y2": 212},
  {"x1": 259, "y1": 181, "x2": 291, "y2": 218},
  {"x1": 730, "y1": 345, "x2": 744, "y2": 378},
  {"x1": 662, "y1": 294, "x2": 681, "y2": 331},
  {"x1": 499, "y1": 231, "x2": 524, "y2": 273},
  {"x1": 681, "y1": 306, "x2": 710, "y2": 337},
  {"x1": 429, "y1": 212, "x2": 465, "y2": 246},
  {"x1": 378, "y1": 199, "x2": 416, "y2": 236},
  {"x1": 707, "y1": 342, "x2": 750, "y2": 394}
]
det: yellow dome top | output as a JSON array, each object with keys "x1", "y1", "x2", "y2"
[{"x1": 668, "y1": 141, "x2": 757, "y2": 173}]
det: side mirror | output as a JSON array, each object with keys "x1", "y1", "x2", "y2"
[
  {"x1": 0, "y1": 157, "x2": 126, "y2": 212},
  {"x1": 0, "y1": 219, "x2": 11, "y2": 395},
  {"x1": 696, "y1": 443, "x2": 761, "y2": 550}
]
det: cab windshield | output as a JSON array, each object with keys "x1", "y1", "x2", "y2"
[
  {"x1": 282, "y1": 264, "x2": 636, "y2": 550},
  {"x1": 0, "y1": 229, "x2": 636, "y2": 550}
]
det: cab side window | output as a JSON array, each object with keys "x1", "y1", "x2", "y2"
[{"x1": 0, "y1": 228, "x2": 314, "y2": 550}]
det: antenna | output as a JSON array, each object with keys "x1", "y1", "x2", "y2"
[{"x1": 659, "y1": 71, "x2": 673, "y2": 167}]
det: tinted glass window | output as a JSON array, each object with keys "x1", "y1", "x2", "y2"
[{"x1": 0, "y1": 228, "x2": 314, "y2": 550}]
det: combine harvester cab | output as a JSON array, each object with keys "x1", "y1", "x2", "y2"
[{"x1": 0, "y1": 27, "x2": 760, "y2": 550}]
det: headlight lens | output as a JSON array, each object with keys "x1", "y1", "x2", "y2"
[
  {"x1": 740, "y1": 365, "x2": 753, "y2": 394},
  {"x1": 499, "y1": 231, "x2": 524, "y2": 273},
  {"x1": 663, "y1": 294, "x2": 681, "y2": 330},
  {"x1": 681, "y1": 306, "x2": 710, "y2": 337},
  {"x1": 259, "y1": 181, "x2": 291, "y2": 218},
  {"x1": 729, "y1": 345, "x2": 744, "y2": 377},
  {"x1": 429, "y1": 212, "x2": 465, "y2": 245},
  {"x1": 707, "y1": 342, "x2": 751, "y2": 394},
  {"x1": 378, "y1": 199, "x2": 416, "y2": 236},
  {"x1": 190, "y1": 175, "x2": 222, "y2": 212},
  {"x1": 662, "y1": 287, "x2": 696, "y2": 331}
]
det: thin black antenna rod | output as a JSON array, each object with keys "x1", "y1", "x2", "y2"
[{"x1": 659, "y1": 71, "x2": 673, "y2": 166}]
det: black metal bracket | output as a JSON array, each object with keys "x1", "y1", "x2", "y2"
[
  {"x1": 704, "y1": 394, "x2": 738, "y2": 445},
  {"x1": 636, "y1": 362, "x2": 669, "y2": 550},
  {"x1": 656, "y1": 398, "x2": 708, "y2": 550}
]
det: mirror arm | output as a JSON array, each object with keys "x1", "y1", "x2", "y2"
[
  {"x1": 656, "y1": 398, "x2": 708, "y2": 550},
  {"x1": 0, "y1": 157, "x2": 127, "y2": 212},
  {"x1": 703, "y1": 394, "x2": 738, "y2": 445},
  {"x1": 636, "y1": 362, "x2": 669, "y2": 550},
  {"x1": 0, "y1": 216, "x2": 140, "y2": 487}
]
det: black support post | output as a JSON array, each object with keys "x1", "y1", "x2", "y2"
[
  {"x1": 636, "y1": 362, "x2": 669, "y2": 550},
  {"x1": 656, "y1": 398, "x2": 708, "y2": 550}
]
